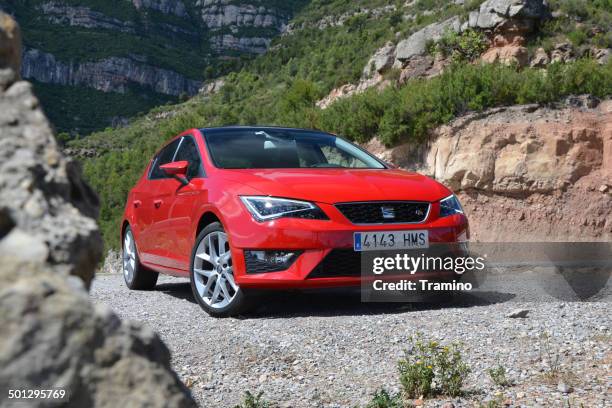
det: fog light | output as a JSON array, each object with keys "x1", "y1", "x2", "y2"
[{"x1": 244, "y1": 250, "x2": 302, "y2": 274}]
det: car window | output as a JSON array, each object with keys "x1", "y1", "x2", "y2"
[
  {"x1": 149, "y1": 138, "x2": 181, "y2": 179},
  {"x1": 204, "y1": 129, "x2": 385, "y2": 169},
  {"x1": 174, "y1": 136, "x2": 205, "y2": 179}
]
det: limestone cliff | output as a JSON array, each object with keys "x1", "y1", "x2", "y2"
[{"x1": 0, "y1": 0, "x2": 302, "y2": 132}]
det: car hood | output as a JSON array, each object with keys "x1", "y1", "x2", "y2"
[{"x1": 218, "y1": 168, "x2": 451, "y2": 203}]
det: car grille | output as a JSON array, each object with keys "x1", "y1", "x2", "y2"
[
  {"x1": 335, "y1": 201, "x2": 430, "y2": 224},
  {"x1": 307, "y1": 249, "x2": 361, "y2": 278}
]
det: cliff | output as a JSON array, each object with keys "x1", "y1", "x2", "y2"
[{"x1": 0, "y1": 0, "x2": 304, "y2": 133}]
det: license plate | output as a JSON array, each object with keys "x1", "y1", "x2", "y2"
[{"x1": 354, "y1": 230, "x2": 429, "y2": 252}]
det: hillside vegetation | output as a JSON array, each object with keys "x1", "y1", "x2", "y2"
[{"x1": 70, "y1": 0, "x2": 612, "y2": 249}]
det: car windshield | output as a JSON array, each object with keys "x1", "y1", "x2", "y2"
[{"x1": 203, "y1": 128, "x2": 385, "y2": 169}]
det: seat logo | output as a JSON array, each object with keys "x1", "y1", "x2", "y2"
[{"x1": 381, "y1": 206, "x2": 395, "y2": 219}]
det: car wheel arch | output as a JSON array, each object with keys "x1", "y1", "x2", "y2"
[
  {"x1": 121, "y1": 220, "x2": 130, "y2": 243},
  {"x1": 195, "y1": 211, "x2": 222, "y2": 240}
]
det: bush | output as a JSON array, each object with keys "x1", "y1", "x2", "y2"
[
  {"x1": 234, "y1": 391, "x2": 273, "y2": 408},
  {"x1": 398, "y1": 334, "x2": 471, "y2": 398},
  {"x1": 366, "y1": 389, "x2": 404, "y2": 408},
  {"x1": 487, "y1": 365, "x2": 512, "y2": 387},
  {"x1": 429, "y1": 29, "x2": 488, "y2": 62}
]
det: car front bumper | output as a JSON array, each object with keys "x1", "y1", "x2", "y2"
[{"x1": 225, "y1": 201, "x2": 469, "y2": 289}]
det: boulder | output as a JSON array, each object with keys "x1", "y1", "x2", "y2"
[
  {"x1": 470, "y1": 0, "x2": 550, "y2": 30},
  {"x1": 481, "y1": 44, "x2": 528, "y2": 66},
  {"x1": 550, "y1": 42, "x2": 574, "y2": 63},
  {"x1": 0, "y1": 67, "x2": 102, "y2": 286},
  {"x1": 0, "y1": 254, "x2": 196, "y2": 408},
  {"x1": 530, "y1": 47, "x2": 550, "y2": 67},
  {"x1": 394, "y1": 16, "x2": 461, "y2": 64},
  {"x1": 363, "y1": 41, "x2": 396, "y2": 78},
  {"x1": 0, "y1": 13, "x2": 197, "y2": 407},
  {"x1": 591, "y1": 47, "x2": 610, "y2": 65}
]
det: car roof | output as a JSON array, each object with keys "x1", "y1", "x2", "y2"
[{"x1": 199, "y1": 125, "x2": 332, "y2": 134}]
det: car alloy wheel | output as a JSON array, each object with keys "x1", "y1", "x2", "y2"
[
  {"x1": 122, "y1": 226, "x2": 159, "y2": 290},
  {"x1": 192, "y1": 231, "x2": 239, "y2": 309},
  {"x1": 123, "y1": 229, "x2": 136, "y2": 284}
]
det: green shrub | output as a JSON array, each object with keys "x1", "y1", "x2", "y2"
[
  {"x1": 234, "y1": 391, "x2": 273, "y2": 408},
  {"x1": 430, "y1": 29, "x2": 488, "y2": 62},
  {"x1": 487, "y1": 365, "x2": 512, "y2": 387},
  {"x1": 398, "y1": 334, "x2": 470, "y2": 398},
  {"x1": 366, "y1": 389, "x2": 404, "y2": 408}
]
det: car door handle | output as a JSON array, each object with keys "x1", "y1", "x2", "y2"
[
  {"x1": 154, "y1": 199, "x2": 163, "y2": 208},
  {"x1": 133, "y1": 200, "x2": 142, "y2": 208}
]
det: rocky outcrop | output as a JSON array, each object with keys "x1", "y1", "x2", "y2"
[
  {"x1": 0, "y1": 79, "x2": 102, "y2": 284},
  {"x1": 209, "y1": 34, "x2": 271, "y2": 54},
  {"x1": 394, "y1": 16, "x2": 461, "y2": 66},
  {"x1": 319, "y1": 0, "x2": 552, "y2": 108},
  {"x1": 0, "y1": 258, "x2": 197, "y2": 408},
  {"x1": 40, "y1": 2, "x2": 136, "y2": 33},
  {"x1": 198, "y1": 0, "x2": 293, "y2": 53},
  {"x1": 0, "y1": 13, "x2": 197, "y2": 407},
  {"x1": 466, "y1": 0, "x2": 550, "y2": 31},
  {"x1": 21, "y1": 48, "x2": 201, "y2": 96},
  {"x1": 362, "y1": 41, "x2": 395, "y2": 78},
  {"x1": 199, "y1": 77, "x2": 225, "y2": 95},
  {"x1": 130, "y1": 0, "x2": 188, "y2": 17},
  {"x1": 366, "y1": 98, "x2": 612, "y2": 241},
  {"x1": 471, "y1": 0, "x2": 550, "y2": 67},
  {"x1": 199, "y1": 0, "x2": 285, "y2": 29}
]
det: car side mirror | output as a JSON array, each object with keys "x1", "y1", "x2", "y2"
[{"x1": 160, "y1": 161, "x2": 189, "y2": 185}]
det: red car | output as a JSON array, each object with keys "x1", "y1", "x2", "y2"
[{"x1": 122, "y1": 127, "x2": 469, "y2": 316}]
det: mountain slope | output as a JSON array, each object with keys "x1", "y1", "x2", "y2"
[{"x1": 0, "y1": 0, "x2": 307, "y2": 133}]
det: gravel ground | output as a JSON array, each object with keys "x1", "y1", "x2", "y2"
[{"x1": 91, "y1": 271, "x2": 611, "y2": 408}]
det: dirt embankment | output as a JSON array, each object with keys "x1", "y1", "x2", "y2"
[{"x1": 366, "y1": 97, "x2": 612, "y2": 242}]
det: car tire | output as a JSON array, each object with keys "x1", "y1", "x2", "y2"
[
  {"x1": 190, "y1": 222, "x2": 250, "y2": 317},
  {"x1": 123, "y1": 226, "x2": 159, "y2": 290}
]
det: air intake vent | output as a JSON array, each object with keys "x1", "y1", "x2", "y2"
[{"x1": 335, "y1": 201, "x2": 430, "y2": 224}]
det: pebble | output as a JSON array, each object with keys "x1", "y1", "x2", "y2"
[{"x1": 90, "y1": 275, "x2": 611, "y2": 407}]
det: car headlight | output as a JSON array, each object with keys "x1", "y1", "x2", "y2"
[
  {"x1": 240, "y1": 196, "x2": 329, "y2": 221},
  {"x1": 439, "y1": 194, "x2": 464, "y2": 217}
]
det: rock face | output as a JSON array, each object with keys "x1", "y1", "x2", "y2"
[
  {"x1": 2, "y1": 0, "x2": 302, "y2": 131},
  {"x1": 40, "y1": 2, "x2": 137, "y2": 33},
  {"x1": 0, "y1": 13, "x2": 197, "y2": 407},
  {"x1": 199, "y1": 0, "x2": 294, "y2": 53},
  {"x1": 363, "y1": 41, "x2": 396, "y2": 78},
  {"x1": 471, "y1": 0, "x2": 549, "y2": 67},
  {"x1": 394, "y1": 16, "x2": 461, "y2": 65},
  {"x1": 209, "y1": 34, "x2": 271, "y2": 54},
  {"x1": 130, "y1": 0, "x2": 188, "y2": 17},
  {"x1": 0, "y1": 56, "x2": 102, "y2": 283},
  {"x1": 22, "y1": 48, "x2": 201, "y2": 96},
  {"x1": 367, "y1": 99, "x2": 612, "y2": 241},
  {"x1": 199, "y1": 0, "x2": 284, "y2": 29},
  {"x1": 0, "y1": 259, "x2": 196, "y2": 408},
  {"x1": 467, "y1": 0, "x2": 550, "y2": 30}
]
